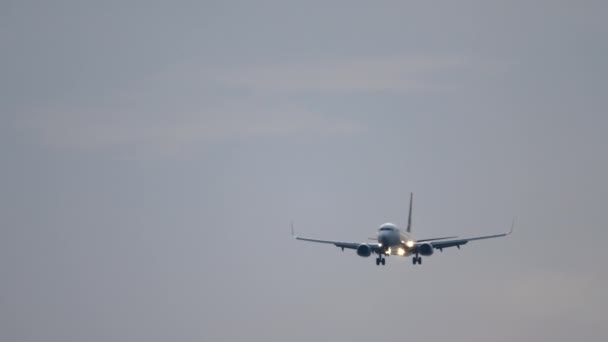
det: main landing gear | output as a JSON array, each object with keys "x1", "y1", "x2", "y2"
[
  {"x1": 375, "y1": 256, "x2": 386, "y2": 266},
  {"x1": 412, "y1": 255, "x2": 422, "y2": 265}
]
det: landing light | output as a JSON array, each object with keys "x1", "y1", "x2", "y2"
[
  {"x1": 405, "y1": 240, "x2": 415, "y2": 248},
  {"x1": 386, "y1": 247, "x2": 392, "y2": 255},
  {"x1": 397, "y1": 248, "x2": 405, "y2": 256}
]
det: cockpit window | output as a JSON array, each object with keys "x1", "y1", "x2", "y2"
[{"x1": 379, "y1": 223, "x2": 397, "y2": 231}]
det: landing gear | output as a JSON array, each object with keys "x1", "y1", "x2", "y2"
[
  {"x1": 412, "y1": 255, "x2": 422, "y2": 265},
  {"x1": 376, "y1": 256, "x2": 386, "y2": 266}
]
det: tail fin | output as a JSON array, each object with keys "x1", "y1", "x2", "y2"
[{"x1": 407, "y1": 192, "x2": 413, "y2": 233}]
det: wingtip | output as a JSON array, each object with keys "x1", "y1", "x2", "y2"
[{"x1": 508, "y1": 217, "x2": 516, "y2": 235}]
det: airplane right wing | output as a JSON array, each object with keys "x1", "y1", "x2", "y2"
[
  {"x1": 291, "y1": 223, "x2": 381, "y2": 252},
  {"x1": 294, "y1": 236, "x2": 366, "y2": 251}
]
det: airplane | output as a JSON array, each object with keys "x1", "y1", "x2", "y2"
[{"x1": 292, "y1": 193, "x2": 513, "y2": 266}]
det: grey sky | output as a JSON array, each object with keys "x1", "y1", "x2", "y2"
[{"x1": 1, "y1": 1, "x2": 607, "y2": 341}]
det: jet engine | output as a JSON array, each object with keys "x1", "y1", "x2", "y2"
[
  {"x1": 418, "y1": 243, "x2": 434, "y2": 256},
  {"x1": 356, "y1": 244, "x2": 372, "y2": 257}
]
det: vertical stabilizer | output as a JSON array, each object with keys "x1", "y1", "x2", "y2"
[{"x1": 407, "y1": 192, "x2": 413, "y2": 233}]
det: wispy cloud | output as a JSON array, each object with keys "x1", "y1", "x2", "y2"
[
  {"x1": 13, "y1": 54, "x2": 471, "y2": 156},
  {"x1": 490, "y1": 271, "x2": 603, "y2": 321},
  {"x1": 216, "y1": 55, "x2": 469, "y2": 93},
  {"x1": 15, "y1": 104, "x2": 363, "y2": 156}
]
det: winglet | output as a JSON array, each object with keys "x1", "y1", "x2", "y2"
[
  {"x1": 508, "y1": 217, "x2": 516, "y2": 235},
  {"x1": 291, "y1": 221, "x2": 297, "y2": 238}
]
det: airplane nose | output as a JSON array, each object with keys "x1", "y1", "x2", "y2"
[{"x1": 379, "y1": 233, "x2": 390, "y2": 246}]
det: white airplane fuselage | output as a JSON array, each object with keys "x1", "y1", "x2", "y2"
[{"x1": 376, "y1": 223, "x2": 415, "y2": 256}]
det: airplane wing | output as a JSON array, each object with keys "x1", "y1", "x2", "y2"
[
  {"x1": 424, "y1": 222, "x2": 514, "y2": 251},
  {"x1": 291, "y1": 224, "x2": 381, "y2": 252},
  {"x1": 416, "y1": 236, "x2": 458, "y2": 242},
  {"x1": 294, "y1": 236, "x2": 369, "y2": 251}
]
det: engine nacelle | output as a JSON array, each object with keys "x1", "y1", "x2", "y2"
[
  {"x1": 418, "y1": 243, "x2": 434, "y2": 256},
  {"x1": 356, "y1": 244, "x2": 372, "y2": 257}
]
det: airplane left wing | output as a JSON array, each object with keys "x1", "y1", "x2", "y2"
[{"x1": 424, "y1": 221, "x2": 514, "y2": 251}]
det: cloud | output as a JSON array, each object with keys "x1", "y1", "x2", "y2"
[
  {"x1": 15, "y1": 104, "x2": 363, "y2": 157},
  {"x1": 13, "y1": 54, "x2": 471, "y2": 157},
  {"x1": 489, "y1": 270, "x2": 604, "y2": 321},
  {"x1": 216, "y1": 55, "x2": 469, "y2": 93}
]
